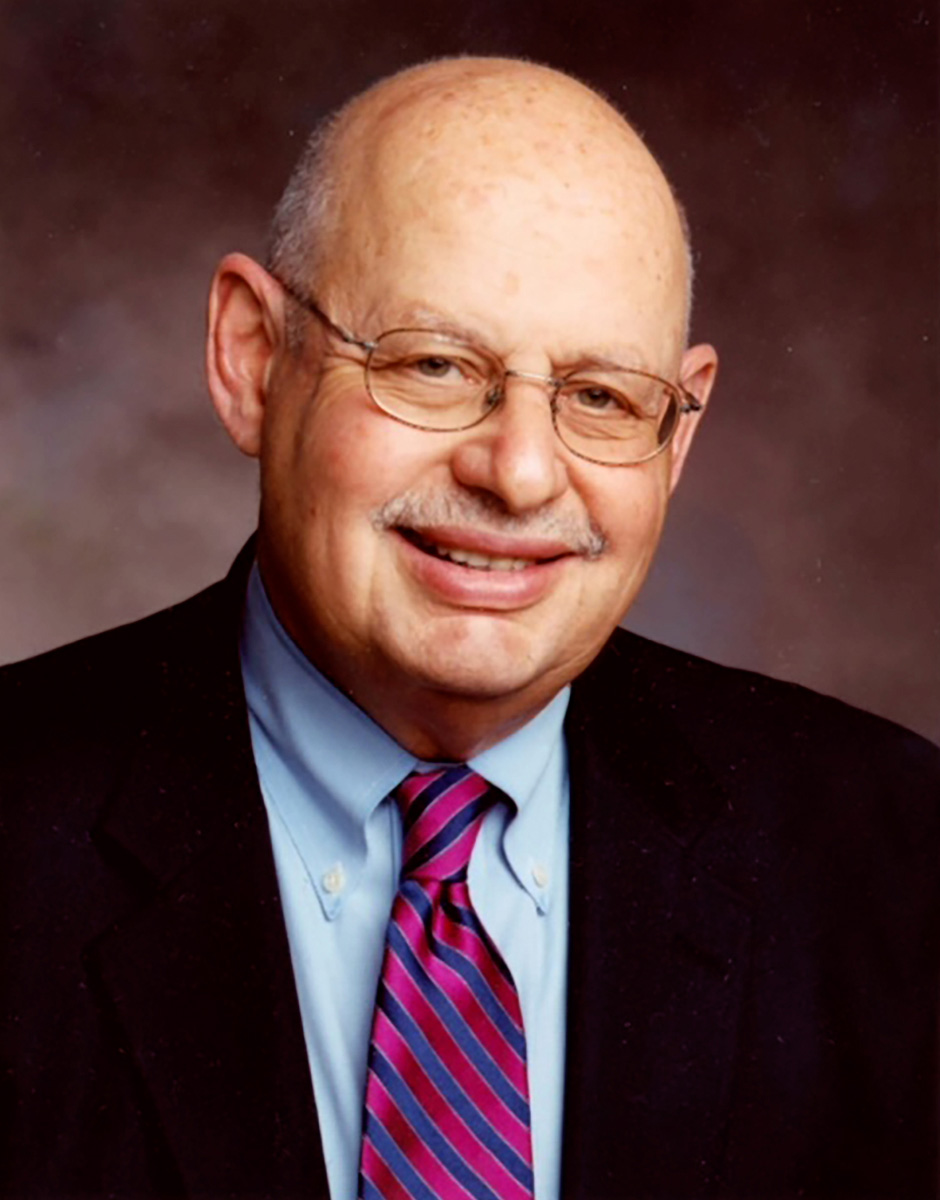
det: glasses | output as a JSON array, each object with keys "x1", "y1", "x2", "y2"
[{"x1": 276, "y1": 277, "x2": 702, "y2": 466}]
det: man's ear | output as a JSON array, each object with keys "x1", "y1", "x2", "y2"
[
  {"x1": 206, "y1": 253, "x2": 287, "y2": 458},
  {"x1": 668, "y1": 341, "x2": 718, "y2": 492}
]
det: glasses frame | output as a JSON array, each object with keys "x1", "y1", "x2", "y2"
[{"x1": 274, "y1": 275, "x2": 702, "y2": 466}]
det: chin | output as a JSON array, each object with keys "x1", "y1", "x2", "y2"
[
  {"x1": 388, "y1": 617, "x2": 569, "y2": 704},
  {"x1": 409, "y1": 659, "x2": 539, "y2": 703}
]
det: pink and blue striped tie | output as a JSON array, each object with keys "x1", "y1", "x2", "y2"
[{"x1": 358, "y1": 765, "x2": 535, "y2": 1200}]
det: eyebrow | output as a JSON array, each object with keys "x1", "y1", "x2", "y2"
[
  {"x1": 393, "y1": 307, "x2": 483, "y2": 344},
  {"x1": 391, "y1": 306, "x2": 651, "y2": 374}
]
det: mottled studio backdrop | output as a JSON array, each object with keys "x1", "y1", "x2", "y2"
[{"x1": 2, "y1": 1, "x2": 937, "y2": 740}]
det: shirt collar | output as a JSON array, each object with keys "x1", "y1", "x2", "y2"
[
  {"x1": 240, "y1": 562, "x2": 569, "y2": 917},
  {"x1": 469, "y1": 703, "x2": 568, "y2": 914}
]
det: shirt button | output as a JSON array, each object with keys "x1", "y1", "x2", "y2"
[
  {"x1": 322, "y1": 863, "x2": 346, "y2": 895},
  {"x1": 531, "y1": 863, "x2": 549, "y2": 889}
]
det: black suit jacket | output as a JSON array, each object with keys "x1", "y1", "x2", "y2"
[{"x1": 2, "y1": 549, "x2": 938, "y2": 1199}]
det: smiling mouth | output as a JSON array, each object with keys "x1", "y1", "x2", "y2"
[{"x1": 398, "y1": 528, "x2": 563, "y2": 572}]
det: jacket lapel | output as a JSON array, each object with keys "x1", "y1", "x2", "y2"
[
  {"x1": 561, "y1": 634, "x2": 753, "y2": 1198},
  {"x1": 85, "y1": 558, "x2": 329, "y2": 1199}
]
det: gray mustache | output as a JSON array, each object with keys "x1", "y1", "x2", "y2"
[{"x1": 373, "y1": 491, "x2": 608, "y2": 559}]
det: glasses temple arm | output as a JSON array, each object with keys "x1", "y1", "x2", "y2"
[{"x1": 271, "y1": 273, "x2": 373, "y2": 351}]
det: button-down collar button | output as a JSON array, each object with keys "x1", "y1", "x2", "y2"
[
  {"x1": 531, "y1": 862, "x2": 549, "y2": 889},
  {"x1": 322, "y1": 863, "x2": 346, "y2": 895}
]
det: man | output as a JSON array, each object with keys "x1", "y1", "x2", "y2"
[{"x1": 1, "y1": 57, "x2": 937, "y2": 1200}]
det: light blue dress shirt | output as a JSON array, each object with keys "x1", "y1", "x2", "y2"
[{"x1": 240, "y1": 564, "x2": 570, "y2": 1200}]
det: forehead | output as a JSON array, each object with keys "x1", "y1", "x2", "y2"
[{"x1": 318, "y1": 74, "x2": 688, "y2": 364}]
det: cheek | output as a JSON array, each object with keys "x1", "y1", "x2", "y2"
[
  {"x1": 301, "y1": 383, "x2": 369, "y2": 483},
  {"x1": 591, "y1": 466, "x2": 670, "y2": 551},
  {"x1": 307, "y1": 387, "x2": 413, "y2": 496},
  {"x1": 590, "y1": 475, "x2": 671, "y2": 601}
]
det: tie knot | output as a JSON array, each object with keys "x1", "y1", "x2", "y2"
[{"x1": 395, "y1": 765, "x2": 497, "y2": 882}]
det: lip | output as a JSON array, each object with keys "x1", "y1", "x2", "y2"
[
  {"x1": 399, "y1": 523, "x2": 576, "y2": 563},
  {"x1": 392, "y1": 526, "x2": 575, "y2": 609}
]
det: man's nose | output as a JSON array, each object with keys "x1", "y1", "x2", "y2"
[{"x1": 448, "y1": 376, "x2": 570, "y2": 513}]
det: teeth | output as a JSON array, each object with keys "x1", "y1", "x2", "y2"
[
  {"x1": 437, "y1": 544, "x2": 533, "y2": 571},
  {"x1": 402, "y1": 528, "x2": 541, "y2": 570}
]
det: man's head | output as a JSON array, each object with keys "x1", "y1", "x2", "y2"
[{"x1": 207, "y1": 57, "x2": 718, "y2": 759}]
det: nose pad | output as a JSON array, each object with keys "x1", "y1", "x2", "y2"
[{"x1": 483, "y1": 384, "x2": 503, "y2": 411}]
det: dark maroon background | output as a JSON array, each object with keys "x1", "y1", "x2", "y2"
[{"x1": 2, "y1": 0, "x2": 937, "y2": 741}]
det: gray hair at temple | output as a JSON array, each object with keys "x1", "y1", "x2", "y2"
[
  {"x1": 266, "y1": 58, "x2": 695, "y2": 351},
  {"x1": 267, "y1": 113, "x2": 342, "y2": 348}
]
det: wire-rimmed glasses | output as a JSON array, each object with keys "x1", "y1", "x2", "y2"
[{"x1": 275, "y1": 276, "x2": 701, "y2": 466}]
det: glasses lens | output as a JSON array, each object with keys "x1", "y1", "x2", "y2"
[
  {"x1": 555, "y1": 370, "x2": 679, "y2": 464},
  {"x1": 366, "y1": 332, "x2": 499, "y2": 430}
]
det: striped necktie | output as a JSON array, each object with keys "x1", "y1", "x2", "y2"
[{"x1": 358, "y1": 765, "x2": 535, "y2": 1200}]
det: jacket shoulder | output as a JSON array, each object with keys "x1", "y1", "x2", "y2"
[
  {"x1": 3, "y1": 572, "x2": 238, "y2": 719},
  {"x1": 576, "y1": 626, "x2": 940, "y2": 797},
  {"x1": 0, "y1": 571, "x2": 246, "y2": 815}
]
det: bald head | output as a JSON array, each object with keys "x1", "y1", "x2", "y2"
[{"x1": 269, "y1": 58, "x2": 692, "y2": 353}]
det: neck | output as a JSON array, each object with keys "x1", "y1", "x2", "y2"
[{"x1": 346, "y1": 682, "x2": 557, "y2": 761}]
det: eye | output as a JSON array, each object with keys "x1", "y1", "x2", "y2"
[
  {"x1": 560, "y1": 373, "x2": 655, "y2": 421},
  {"x1": 369, "y1": 332, "x2": 494, "y2": 398},
  {"x1": 565, "y1": 382, "x2": 640, "y2": 417},
  {"x1": 572, "y1": 384, "x2": 624, "y2": 411},
  {"x1": 413, "y1": 355, "x2": 461, "y2": 379},
  {"x1": 396, "y1": 352, "x2": 485, "y2": 387}
]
